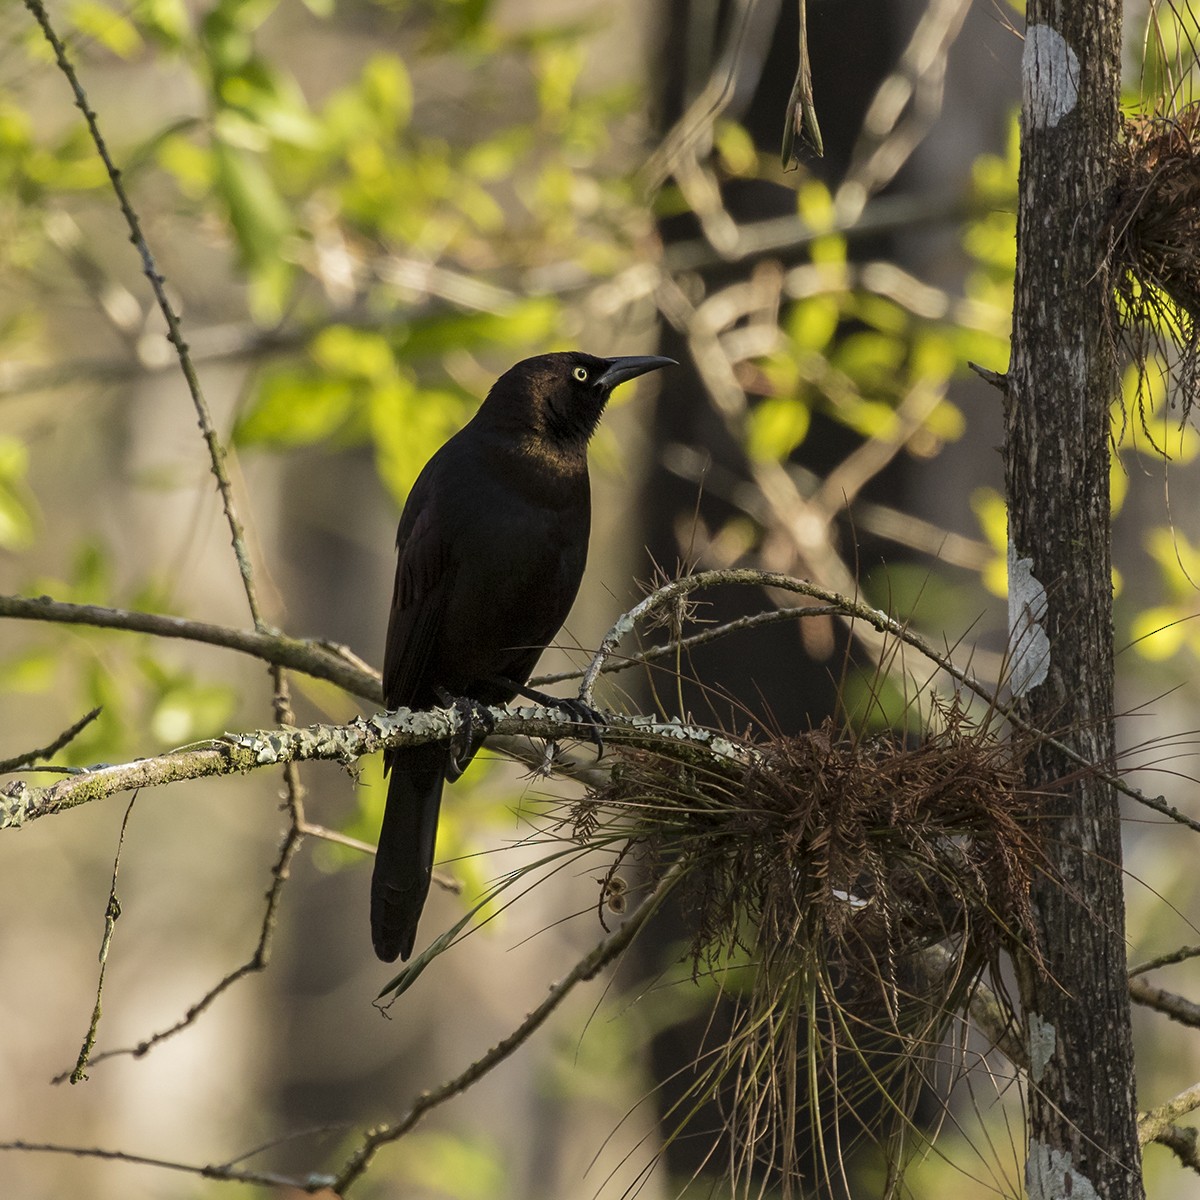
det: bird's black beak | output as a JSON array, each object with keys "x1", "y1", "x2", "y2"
[{"x1": 596, "y1": 355, "x2": 677, "y2": 391}]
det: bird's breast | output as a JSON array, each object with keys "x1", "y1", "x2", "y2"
[{"x1": 426, "y1": 462, "x2": 590, "y2": 695}]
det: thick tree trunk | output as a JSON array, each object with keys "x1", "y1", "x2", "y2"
[{"x1": 1005, "y1": 4, "x2": 1144, "y2": 1198}]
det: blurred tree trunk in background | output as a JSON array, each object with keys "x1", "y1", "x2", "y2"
[{"x1": 637, "y1": 0, "x2": 902, "y2": 1186}]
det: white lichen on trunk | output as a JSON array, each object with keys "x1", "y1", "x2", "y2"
[
  {"x1": 1007, "y1": 546, "x2": 1050, "y2": 695},
  {"x1": 1023, "y1": 25, "x2": 1080, "y2": 129},
  {"x1": 1027, "y1": 1011, "x2": 1057, "y2": 1084},
  {"x1": 1026, "y1": 1140, "x2": 1100, "y2": 1200}
]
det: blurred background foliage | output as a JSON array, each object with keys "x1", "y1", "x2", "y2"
[{"x1": 2, "y1": 1, "x2": 1200, "y2": 1198}]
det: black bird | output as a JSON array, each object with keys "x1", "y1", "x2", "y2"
[{"x1": 372, "y1": 350, "x2": 675, "y2": 962}]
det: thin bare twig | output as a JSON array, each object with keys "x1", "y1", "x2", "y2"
[
  {"x1": 54, "y1": 813, "x2": 306, "y2": 1076},
  {"x1": 332, "y1": 860, "x2": 683, "y2": 1193},
  {"x1": 0, "y1": 1138, "x2": 334, "y2": 1192},
  {"x1": 531, "y1": 604, "x2": 843, "y2": 687},
  {"x1": 63, "y1": 672, "x2": 312, "y2": 1077},
  {"x1": 63, "y1": 794, "x2": 138, "y2": 1083},
  {"x1": 1130, "y1": 977, "x2": 1200, "y2": 1028},
  {"x1": 578, "y1": 568, "x2": 973, "y2": 704},
  {"x1": 3, "y1": 863, "x2": 683, "y2": 1195},
  {"x1": 0, "y1": 707, "x2": 101, "y2": 773},
  {"x1": 23, "y1": 0, "x2": 262, "y2": 626},
  {"x1": 1129, "y1": 943, "x2": 1200, "y2": 977},
  {"x1": 578, "y1": 568, "x2": 1200, "y2": 835}
]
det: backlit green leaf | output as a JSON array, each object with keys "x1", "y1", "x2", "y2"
[
  {"x1": 747, "y1": 395, "x2": 811, "y2": 462},
  {"x1": 69, "y1": 0, "x2": 143, "y2": 58}
]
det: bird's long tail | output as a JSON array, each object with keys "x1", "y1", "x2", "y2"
[{"x1": 371, "y1": 742, "x2": 448, "y2": 962}]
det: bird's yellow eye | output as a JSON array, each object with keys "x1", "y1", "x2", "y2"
[{"x1": 572, "y1": 366, "x2": 589, "y2": 382}]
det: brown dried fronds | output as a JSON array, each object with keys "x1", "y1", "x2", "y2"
[
  {"x1": 1108, "y1": 104, "x2": 1200, "y2": 425},
  {"x1": 579, "y1": 699, "x2": 1037, "y2": 1197},
  {"x1": 586, "y1": 700, "x2": 1036, "y2": 972}
]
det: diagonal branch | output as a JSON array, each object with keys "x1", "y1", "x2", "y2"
[
  {"x1": 23, "y1": 0, "x2": 263, "y2": 627},
  {"x1": 1130, "y1": 977, "x2": 1200, "y2": 1029},
  {"x1": 0, "y1": 707, "x2": 101, "y2": 773},
  {"x1": 0, "y1": 593, "x2": 380, "y2": 703},
  {"x1": 0, "y1": 1138, "x2": 333, "y2": 1192},
  {"x1": 578, "y1": 567, "x2": 1200, "y2": 836},
  {"x1": 1140, "y1": 1080, "x2": 1200, "y2": 1153},
  {"x1": 332, "y1": 859, "x2": 683, "y2": 1194}
]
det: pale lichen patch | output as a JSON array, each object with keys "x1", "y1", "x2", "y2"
[
  {"x1": 1009, "y1": 548, "x2": 1050, "y2": 695},
  {"x1": 1023, "y1": 25, "x2": 1080, "y2": 130}
]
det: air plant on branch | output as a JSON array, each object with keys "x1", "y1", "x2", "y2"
[
  {"x1": 1107, "y1": 102, "x2": 1200, "y2": 427},
  {"x1": 572, "y1": 692, "x2": 1040, "y2": 1197},
  {"x1": 375, "y1": 571, "x2": 1048, "y2": 1196}
]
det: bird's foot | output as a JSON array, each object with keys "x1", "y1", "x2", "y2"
[
  {"x1": 435, "y1": 689, "x2": 496, "y2": 781},
  {"x1": 515, "y1": 684, "x2": 605, "y2": 759}
]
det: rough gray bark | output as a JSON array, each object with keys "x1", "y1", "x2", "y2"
[{"x1": 1005, "y1": 4, "x2": 1145, "y2": 1198}]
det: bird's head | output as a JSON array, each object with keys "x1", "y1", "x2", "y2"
[{"x1": 484, "y1": 351, "x2": 676, "y2": 449}]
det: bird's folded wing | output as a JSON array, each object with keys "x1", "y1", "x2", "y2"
[{"x1": 383, "y1": 501, "x2": 456, "y2": 736}]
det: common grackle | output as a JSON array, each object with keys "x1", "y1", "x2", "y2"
[{"x1": 372, "y1": 351, "x2": 676, "y2": 962}]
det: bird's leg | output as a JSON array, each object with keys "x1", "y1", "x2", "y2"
[
  {"x1": 434, "y1": 688, "x2": 496, "y2": 781},
  {"x1": 498, "y1": 678, "x2": 605, "y2": 758}
]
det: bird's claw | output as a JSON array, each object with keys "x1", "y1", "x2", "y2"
[
  {"x1": 436, "y1": 690, "x2": 495, "y2": 781},
  {"x1": 540, "y1": 695, "x2": 605, "y2": 760},
  {"x1": 497, "y1": 678, "x2": 606, "y2": 760}
]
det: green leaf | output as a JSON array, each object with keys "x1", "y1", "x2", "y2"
[
  {"x1": 52, "y1": 541, "x2": 113, "y2": 606},
  {"x1": 747, "y1": 394, "x2": 811, "y2": 462},
  {"x1": 210, "y1": 139, "x2": 294, "y2": 319},
  {"x1": 234, "y1": 366, "x2": 360, "y2": 447},
  {"x1": 69, "y1": 0, "x2": 143, "y2": 58},
  {"x1": 0, "y1": 486, "x2": 34, "y2": 550},
  {"x1": 841, "y1": 671, "x2": 911, "y2": 734},
  {"x1": 920, "y1": 396, "x2": 965, "y2": 443},
  {"x1": 787, "y1": 295, "x2": 838, "y2": 353},
  {"x1": 796, "y1": 179, "x2": 835, "y2": 231},
  {"x1": 131, "y1": 0, "x2": 190, "y2": 48},
  {"x1": 1145, "y1": 527, "x2": 1200, "y2": 600},
  {"x1": 361, "y1": 55, "x2": 413, "y2": 131},
  {"x1": 535, "y1": 43, "x2": 583, "y2": 121},
  {"x1": 0, "y1": 436, "x2": 34, "y2": 550},
  {"x1": 149, "y1": 683, "x2": 238, "y2": 746},
  {"x1": 369, "y1": 377, "x2": 473, "y2": 501},
  {"x1": 714, "y1": 120, "x2": 758, "y2": 177},
  {"x1": 0, "y1": 647, "x2": 57, "y2": 693},
  {"x1": 157, "y1": 133, "x2": 213, "y2": 192},
  {"x1": 311, "y1": 325, "x2": 397, "y2": 380},
  {"x1": 392, "y1": 1132, "x2": 505, "y2": 1200},
  {"x1": 832, "y1": 330, "x2": 905, "y2": 387},
  {"x1": 970, "y1": 488, "x2": 1008, "y2": 597},
  {"x1": 399, "y1": 301, "x2": 561, "y2": 359},
  {"x1": 1129, "y1": 606, "x2": 1190, "y2": 662}
]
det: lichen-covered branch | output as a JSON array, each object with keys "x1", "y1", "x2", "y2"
[
  {"x1": 1145, "y1": 1122, "x2": 1200, "y2": 1174},
  {"x1": 1139, "y1": 1081, "x2": 1200, "y2": 1158},
  {"x1": 0, "y1": 705, "x2": 754, "y2": 829}
]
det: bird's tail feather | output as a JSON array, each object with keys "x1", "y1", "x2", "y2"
[{"x1": 371, "y1": 742, "x2": 448, "y2": 962}]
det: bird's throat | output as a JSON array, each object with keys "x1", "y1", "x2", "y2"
[{"x1": 517, "y1": 429, "x2": 591, "y2": 477}]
